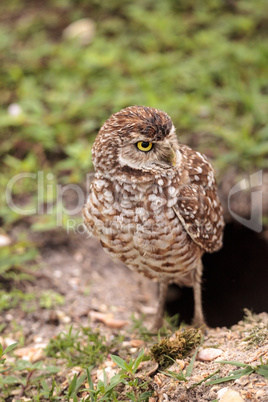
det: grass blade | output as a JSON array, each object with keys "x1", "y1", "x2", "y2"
[
  {"x1": 185, "y1": 335, "x2": 204, "y2": 377},
  {"x1": 206, "y1": 367, "x2": 254, "y2": 385},
  {"x1": 67, "y1": 373, "x2": 77, "y2": 396},
  {"x1": 162, "y1": 369, "x2": 187, "y2": 381},
  {"x1": 216, "y1": 360, "x2": 250, "y2": 368},
  {"x1": 256, "y1": 364, "x2": 268, "y2": 379},
  {"x1": 189, "y1": 369, "x2": 220, "y2": 389},
  {"x1": 74, "y1": 372, "x2": 87, "y2": 393}
]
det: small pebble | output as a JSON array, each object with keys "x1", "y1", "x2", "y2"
[
  {"x1": 234, "y1": 376, "x2": 249, "y2": 386},
  {"x1": 15, "y1": 345, "x2": 47, "y2": 363},
  {"x1": 74, "y1": 252, "x2": 83, "y2": 262},
  {"x1": 7, "y1": 103, "x2": 22, "y2": 117},
  {"x1": 6, "y1": 314, "x2": 13, "y2": 321},
  {"x1": 198, "y1": 348, "x2": 223, "y2": 361},
  {"x1": 63, "y1": 18, "x2": 95, "y2": 45},
  {"x1": 169, "y1": 359, "x2": 185, "y2": 372},
  {"x1": 0, "y1": 234, "x2": 11, "y2": 246},
  {"x1": 176, "y1": 359, "x2": 185, "y2": 370},
  {"x1": 130, "y1": 339, "x2": 144, "y2": 348},
  {"x1": 55, "y1": 310, "x2": 71, "y2": 324},
  {"x1": 256, "y1": 389, "x2": 265, "y2": 398},
  {"x1": 3, "y1": 337, "x2": 17, "y2": 347},
  {"x1": 89, "y1": 311, "x2": 129, "y2": 328},
  {"x1": 33, "y1": 336, "x2": 43, "y2": 343},
  {"x1": 137, "y1": 360, "x2": 158, "y2": 377},
  {"x1": 96, "y1": 366, "x2": 117, "y2": 383},
  {"x1": 217, "y1": 387, "x2": 244, "y2": 402}
]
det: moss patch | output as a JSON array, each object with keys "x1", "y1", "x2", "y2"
[{"x1": 150, "y1": 328, "x2": 202, "y2": 369}]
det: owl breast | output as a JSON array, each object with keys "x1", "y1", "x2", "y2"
[{"x1": 83, "y1": 175, "x2": 202, "y2": 286}]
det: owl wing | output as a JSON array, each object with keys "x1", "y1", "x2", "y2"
[{"x1": 173, "y1": 145, "x2": 224, "y2": 253}]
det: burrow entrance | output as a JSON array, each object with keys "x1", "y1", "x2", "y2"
[{"x1": 165, "y1": 222, "x2": 268, "y2": 327}]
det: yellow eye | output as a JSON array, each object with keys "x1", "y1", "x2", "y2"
[{"x1": 136, "y1": 141, "x2": 153, "y2": 152}]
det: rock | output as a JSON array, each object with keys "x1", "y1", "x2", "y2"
[
  {"x1": 169, "y1": 359, "x2": 185, "y2": 372},
  {"x1": 256, "y1": 389, "x2": 265, "y2": 398},
  {"x1": 234, "y1": 375, "x2": 249, "y2": 386},
  {"x1": 137, "y1": 360, "x2": 159, "y2": 377},
  {"x1": 96, "y1": 366, "x2": 117, "y2": 383},
  {"x1": 198, "y1": 348, "x2": 223, "y2": 361},
  {"x1": 0, "y1": 234, "x2": 11, "y2": 246},
  {"x1": 14, "y1": 345, "x2": 47, "y2": 363},
  {"x1": 7, "y1": 103, "x2": 22, "y2": 118},
  {"x1": 63, "y1": 18, "x2": 95, "y2": 45},
  {"x1": 130, "y1": 339, "x2": 145, "y2": 348},
  {"x1": 217, "y1": 387, "x2": 244, "y2": 402},
  {"x1": 89, "y1": 311, "x2": 129, "y2": 328},
  {"x1": 3, "y1": 337, "x2": 17, "y2": 347}
]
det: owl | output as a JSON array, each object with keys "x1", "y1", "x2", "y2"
[{"x1": 83, "y1": 106, "x2": 224, "y2": 330}]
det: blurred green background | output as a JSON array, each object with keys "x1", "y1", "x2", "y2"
[{"x1": 0, "y1": 0, "x2": 268, "y2": 277}]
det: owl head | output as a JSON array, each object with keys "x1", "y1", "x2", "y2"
[{"x1": 92, "y1": 106, "x2": 181, "y2": 182}]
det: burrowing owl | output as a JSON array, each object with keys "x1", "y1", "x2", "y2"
[{"x1": 83, "y1": 106, "x2": 224, "y2": 330}]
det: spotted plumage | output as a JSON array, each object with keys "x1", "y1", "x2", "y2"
[{"x1": 83, "y1": 106, "x2": 224, "y2": 329}]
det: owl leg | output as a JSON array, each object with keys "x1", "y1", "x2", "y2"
[
  {"x1": 192, "y1": 260, "x2": 205, "y2": 327},
  {"x1": 152, "y1": 279, "x2": 169, "y2": 331}
]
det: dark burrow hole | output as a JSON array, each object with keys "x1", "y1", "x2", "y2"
[{"x1": 165, "y1": 222, "x2": 268, "y2": 328}]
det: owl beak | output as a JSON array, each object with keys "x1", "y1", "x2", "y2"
[
  {"x1": 151, "y1": 145, "x2": 177, "y2": 169},
  {"x1": 165, "y1": 147, "x2": 177, "y2": 167},
  {"x1": 171, "y1": 148, "x2": 177, "y2": 166}
]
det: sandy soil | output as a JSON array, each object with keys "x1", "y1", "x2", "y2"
[{"x1": 1, "y1": 229, "x2": 268, "y2": 401}]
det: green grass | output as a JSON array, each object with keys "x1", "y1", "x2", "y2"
[
  {"x1": 206, "y1": 358, "x2": 268, "y2": 385},
  {"x1": 0, "y1": 341, "x2": 60, "y2": 400},
  {"x1": 45, "y1": 325, "x2": 112, "y2": 368},
  {"x1": 0, "y1": 238, "x2": 38, "y2": 279},
  {"x1": 0, "y1": 328, "x2": 151, "y2": 400},
  {"x1": 1, "y1": 0, "x2": 268, "y2": 229}
]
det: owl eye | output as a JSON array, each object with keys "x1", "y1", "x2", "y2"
[{"x1": 136, "y1": 141, "x2": 153, "y2": 152}]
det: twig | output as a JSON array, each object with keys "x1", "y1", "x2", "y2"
[{"x1": 19, "y1": 370, "x2": 35, "y2": 397}]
